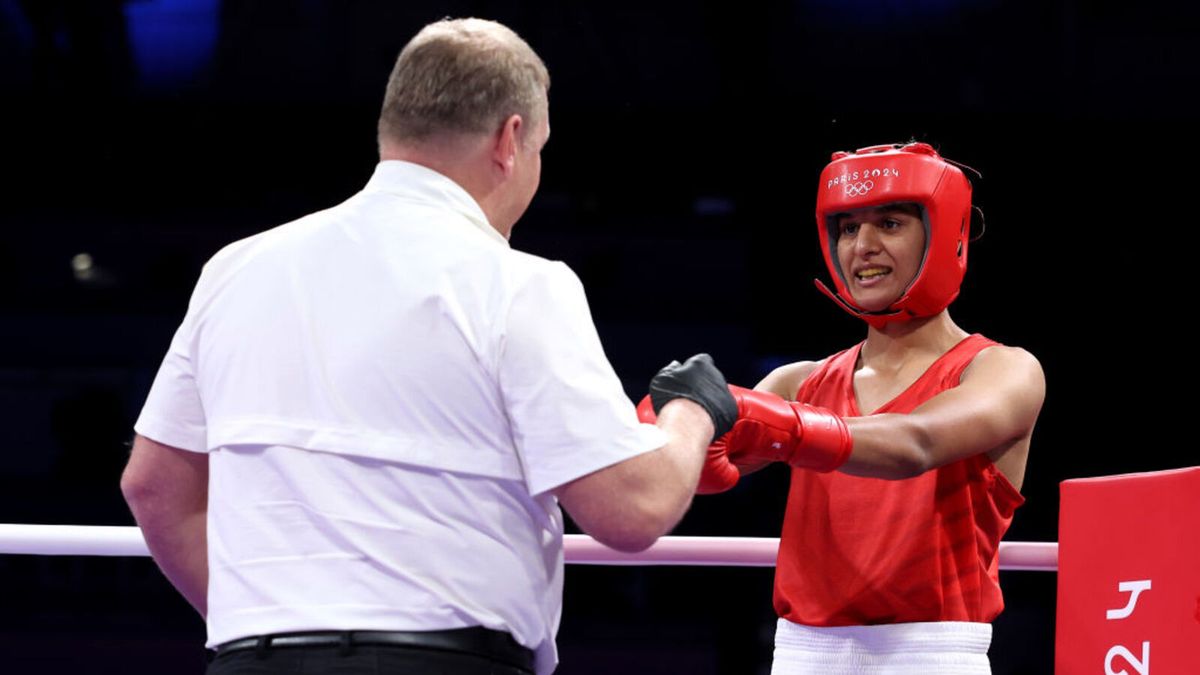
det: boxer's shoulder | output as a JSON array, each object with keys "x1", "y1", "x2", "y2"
[
  {"x1": 961, "y1": 343, "x2": 1043, "y2": 387},
  {"x1": 757, "y1": 360, "x2": 824, "y2": 401}
]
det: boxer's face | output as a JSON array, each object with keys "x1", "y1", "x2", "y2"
[{"x1": 834, "y1": 202, "x2": 926, "y2": 312}]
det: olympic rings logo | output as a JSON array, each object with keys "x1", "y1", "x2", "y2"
[{"x1": 844, "y1": 181, "x2": 875, "y2": 197}]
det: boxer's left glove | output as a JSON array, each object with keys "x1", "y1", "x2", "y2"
[
  {"x1": 637, "y1": 394, "x2": 739, "y2": 494},
  {"x1": 722, "y1": 385, "x2": 852, "y2": 473},
  {"x1": 647, "y1": 353, "x2": 738, "y2": 442}
]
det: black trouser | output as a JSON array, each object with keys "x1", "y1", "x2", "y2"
[{"x1": 207, "y1": 629, "x2": 536, "y2": 675}]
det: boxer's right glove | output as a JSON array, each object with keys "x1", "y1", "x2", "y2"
[{"x1": 722, "y1": 385, "x2": 852, "y2": 473}]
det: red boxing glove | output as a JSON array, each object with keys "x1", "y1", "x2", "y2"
[
  {"x1": 637, "y1": 395, "x2": 739, "y2": 494},
  {"x1": 724, "y1": 385, "x2": 852, "y2": 473},
  {"x1": 696, "y1": 435, "x2": 739, "y2": 494},
  {"x1": 635, "y1": 394, "x2": 658, "y2": 425}
]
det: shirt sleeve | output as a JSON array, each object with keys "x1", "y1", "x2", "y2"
[
  {"x1": 499, "y1": 261, "x2": 666, "y2": 496},
  {"x1": 133, "y1": 294, "x2": 209, "y2": 453}
]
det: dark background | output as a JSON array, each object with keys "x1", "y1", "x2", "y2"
[{"x1": 0, "y1": 1, "x2": 1193, "y2": 673}]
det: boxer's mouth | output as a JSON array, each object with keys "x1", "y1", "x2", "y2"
[{"x1": 855, "y1": 267, "x2": 890, "y2": 280}]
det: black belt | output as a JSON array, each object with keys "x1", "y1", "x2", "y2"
[{"x1": 215, "y1": 627, "x2": 535, "y2": 672}]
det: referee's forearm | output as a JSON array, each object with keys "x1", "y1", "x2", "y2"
[{"x1": 137, "y1": 510, "x2": 209, "y2": 618}]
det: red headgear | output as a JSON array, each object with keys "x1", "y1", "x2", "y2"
[{"x1": 814, "y1": 142, "x2": 973, "y2": 328}]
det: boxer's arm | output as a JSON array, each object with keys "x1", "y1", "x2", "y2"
[
  {"x1": 840, "y1": 345, "x2": 1045, "y2": 480},
  {"x1": 121, "y1": 434, "x2": 209, "y2": 617},
  {"x1": 556, "y1": 398, "x2": 712, "y2": 552},
  {"x1": 722, "y1": 348, "x2": 1044, "y2": 481}
]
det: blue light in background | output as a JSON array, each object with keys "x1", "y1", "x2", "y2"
[{"x1": 124, "y1": 0, "x2": 221, "y2": 91}]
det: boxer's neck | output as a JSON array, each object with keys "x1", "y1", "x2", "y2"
[{"x1": 860, "y1": 310, "x2": 969, "y2": 371}]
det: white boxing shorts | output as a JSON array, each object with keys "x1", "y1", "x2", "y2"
[{"x1": 771, "y1": 618, "x2": 992, "y2": 675}]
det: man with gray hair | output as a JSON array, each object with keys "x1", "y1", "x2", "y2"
[{"x1": 121, "y1": 17, "x2": 736, "y2": 675}]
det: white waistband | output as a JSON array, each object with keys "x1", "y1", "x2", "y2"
[{"x1": 773, "y1": 619, "x2": 992, "y2": 675}]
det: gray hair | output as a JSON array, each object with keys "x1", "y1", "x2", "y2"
[{"x1": 378, "y1": 18, "x2": 550, "y2": 145}]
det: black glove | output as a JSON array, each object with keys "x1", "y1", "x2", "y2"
[{"x1": 648, "y1": 353, "x2": 738, "y2": 441}]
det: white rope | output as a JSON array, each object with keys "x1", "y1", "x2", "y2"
[{"x1": 0, "y1": 524, "x2": 1058, "y2": 571}]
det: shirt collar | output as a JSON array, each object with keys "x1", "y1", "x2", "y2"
[{"x1": 363, "y1": 160, "x2": 509, "y2": 247}]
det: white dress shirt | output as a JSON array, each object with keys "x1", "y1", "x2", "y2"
[{"x1": 135, "y1": 160, "x2": 666, "y2": 674}]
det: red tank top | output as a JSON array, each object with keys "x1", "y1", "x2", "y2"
[{"x1": 773, "y1": 334, "x2": 1024, "y2": 626}]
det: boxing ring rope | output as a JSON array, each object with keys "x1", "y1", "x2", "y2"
[{"x1": 0, "y1": 524, "x2": 1058, "y2": 571}]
